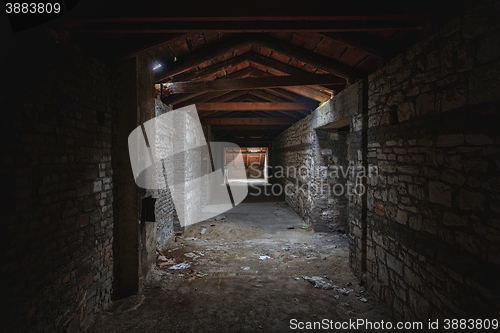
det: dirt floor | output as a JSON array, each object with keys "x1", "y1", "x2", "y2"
[{"x1": 89, "y1": 201, "x2": 394, "y2": 333}]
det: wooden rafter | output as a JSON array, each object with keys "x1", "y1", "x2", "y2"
[
  {"x1": 70, "y1": 18, "x2": 426, "y2": 33},
  {"x1": 173, "y1": 52, "x2": 257, "y2": 82},
  {"x1": 155, "y1": 37, "x2": 253, "y2": 83},
  {"x1": 195, "y1": 102, "x2": 315, "y2": 111},
  {"x1": 211, "y1": 125, "x2": 288, "y2": 131},
  {"x1": 201, "y1": 118, "x2": 294, "y2": 125}
]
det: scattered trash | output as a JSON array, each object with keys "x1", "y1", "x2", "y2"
[
  {"x1": 195, "y1": 272, "x2": 207, "y2": 278},
  {"x1": 184, "y1": 251, "x2": 204, "y2": 259},
  {"x1": 214, "y1": 215, "x2": 226, "y2": 221},
  {"x1": 184, "y1": 252, "x2": 197, "y2": 258},
  {"x1": 174, "y1": 231, "x2": 184, "y2": 242},
  {"x1": 200, "y1": 228, "x2": 206, "y2": 235},
  {"x1": 294, "y1": 277, "x2": 301, "y2": 280},
  {"x1": 259, "y1": 255, "x2": 271, "y2": 260},
  {"x1": 301, "y1": 226, "x2": 308, "y2": 229},
  {"x1": 210, "y1": 224, "x2": 215, "y2": 227},
  {"x1": 358, "y1": 297, "x2": 368, "y2": 303},
  {"x1": 302, "y1": 276, "x2": 353, "y2": 295},
  {"x1": 241, "y1": 266, "x2": 251, "y2": 271},
  {"x1": 157, "y1": 255, "x2": 176, "y2": 266},
  {"x1": 334, "y1": 295, "x2": 340, "y2": 299},
  {"x1": 169, "y1": 262, "x2": 190, "y2": 270},
  {"x1": 295, "y1": 298, "x2": 299, "y2": 303},
  {"x1": 302, "y1": 276, "x2": 333, "y2": 290},
  {"x1": 253, "y1": 284, "x2": 263, "y2": 288},
  {"x1": 287, "y1": 226, "x2": 294, "y2": 229}
]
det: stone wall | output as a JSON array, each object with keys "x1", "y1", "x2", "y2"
[
  {"x1": 364, "y1": 4, "x2": 500, "y2": 320},
  {"x1": 2, "y1": 29, "x2": 115, "y2": 332},
  {"x1": 272, "y1": 81, "x2": 365, "y2": 232},
  {"x1": 273, "y1": 1, "x2": 500, "y2": 321}
]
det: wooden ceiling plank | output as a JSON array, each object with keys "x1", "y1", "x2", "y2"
[
  {"x1": 253, "y1": 34, "x2": 365, "y2": 80},
  {"x1": 319, "y1": 32, "x2": 384, "y2": 59}
]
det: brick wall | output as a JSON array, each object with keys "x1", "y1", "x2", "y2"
[
  {"x1": 154, "y1": 99, "x2": 178, "y2": 244},
  {"x1": 2, "y1": 29, "x2": 115, "y2": 332},
  {"x1": 364, "y1": 4, "x2": 500, "y2": 320}
]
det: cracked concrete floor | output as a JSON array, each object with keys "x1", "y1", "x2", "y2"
[{"x1": 89, "y1": 201, "x2": 393, "y2": 333}]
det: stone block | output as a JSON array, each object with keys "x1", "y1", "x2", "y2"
[
  {"x1": 465, "y1": 134, "x2": 494, "y2": 145},
  {"x1": 436, "y1": 134, "x2": 464, "y2": 147},
  {"x1": 397, "y1": 101, "x2": 415, "y2": 122},
  {"x1": 386, "y1": 254, "x2": 403, "y2": 276},
  {"x1": 458, "y1": 190, "x2": 485, "y2": 211},
  {"x1": 408, "y1": 184, "x2": 425, "y2": 200},
  {"x1": 440, "y1": 169, "x2": 466, "y2": 185},
  {"x1": 443, "y1": 212, "x2": 467, "y2": 226},
  {"x1": 93, "y1": 181, "x2": 102, "y2": 193},
  {"x1": 396, "y1": 210, "x2": 408, "y2": 225},
  {"x1": 429, "y1": 181, "x2": 452, "y2": 207}
]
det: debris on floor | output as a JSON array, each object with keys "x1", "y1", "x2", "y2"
[
  {"x1": 358, "y1": 297, "x2": 368, "y2": 303},
  {"x1": 302, "y1": 276, "x2": 353, "y2": 295},
  {"x1": 157, "y1": 258, "x2": 176, "y2": 266},
  {"x1": 259, "y1": 255, "x2": 271, "y2": 260},
  {"x1": 184, "y1": 251, "x2": 204, "y2": 259},
  {"x1": 302, "y1": 276, "x2": 333, "y2": 289},
  {"x1": 287, "y1": 226, "x2": 294, "y2": 229},
  {"x1": 195, "y1": 272, "x2": 208, "y2": 278},
  {"x1": 169, "y1": 262, "x2": 191, "y2": 270},
  {"x1": 241, "y1": 266, "x2": 251, "y2": 270},
  {"x1": 200, "y1": 228, "x2": 206, "y2": 235}
]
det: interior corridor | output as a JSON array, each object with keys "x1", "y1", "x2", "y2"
[{"x1": 89, "y1": 201, "x2": 392, "y2": 332}]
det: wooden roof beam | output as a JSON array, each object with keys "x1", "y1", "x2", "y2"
[
  {"x1": 172, "y1": 52, "x2": 258, "y2": 82},
  {"x1": 155, "y1": 36, "x2": 253, "y2": 83},
  {"x1": 196, "y1": 102, "x2": 315, "y2": 111},
  {"x1": 70, "y1": 16, "x2": 427, "y2": 33},
  {"x1": 164, "y1": 74, "x2": 345, "y2": 94},
  {"x1": 201, "y1": 118, "x2": 294, "y2": 125}
]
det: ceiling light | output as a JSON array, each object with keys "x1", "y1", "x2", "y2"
[{"x1": 153, "y1": 62, "x2": 162, "y2": 70}]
